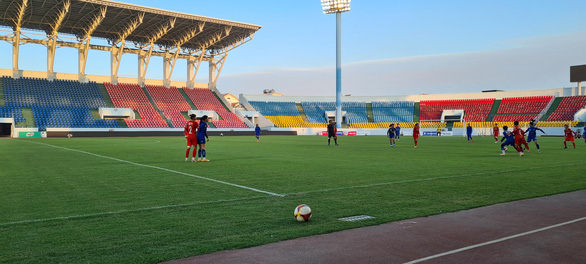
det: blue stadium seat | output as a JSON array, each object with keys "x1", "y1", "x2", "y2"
[{"x1": 2, "y1": 76, "x2": 119, "y2": 129}]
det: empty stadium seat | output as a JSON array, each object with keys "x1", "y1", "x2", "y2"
[
  {"x1": 547, "y1": 96, "x2": 586, "y2": 121},
  {"x1": 2, "y1": 76, "x2": 119, "y2": 129},
  {"x1": 419, "y1": 98, "x2": 494, "y2": 122},
  {"x1": 145, "y1": 85, "x2": 191, "y2": 128},
  {"x1": 104, "y1": 82, "x2": 168, "y2": 128},
  {"x1": 182, "y1": 88, "x2": 247, "y2": 128}
]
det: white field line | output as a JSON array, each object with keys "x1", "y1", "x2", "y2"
[
  {"x1": 287, "y1": 163, "x2": 580, "y2": 196},
  {"x1": 16, "y1": 139, "x2": 284, "y2": 197},
  {"x1": 402, "y1": 216, "x2": 586, "y2": 264},
  {"x1": 0, "y1": 195, "x2": 268, "y2": 227}
]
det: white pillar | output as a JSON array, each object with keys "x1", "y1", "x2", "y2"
[
  {"x1": 186, "y1": 59, "x2": 194, "y2": 89},
  {"x1": 208, "y1": 56, "x2": 216, "y2": 90},
  {"x1": 47, "y1": 37, "x2": 57, "y2": 80},
  {"x1": 138, "y1": 54, "x2": 146, "y2": 87},
  {"x1": 78, "y1": 41, "x2": 90, "y2": 83},
  {"x1": 163, "y1": 56, "x2": 171, "y2": 88},
  {"x1": 12, "y1": 28, "x2": 21, "y2": 78}
]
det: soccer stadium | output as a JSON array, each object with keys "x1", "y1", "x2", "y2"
[{"x1": 1, "y1": 1, "x2": 585, "y2": 263}]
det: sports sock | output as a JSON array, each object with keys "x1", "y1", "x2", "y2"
[
  {"x1": 186, "y1": 148, "x2": 190, "y2": 158},
  {"x1": 202, "y1": 149, "x2": 206, "y2": 158},
  {"x1": 328, "y1": 139, "x2": 330, "y2": 145},
  {"x1": 564, "y1": 141, "x2": 567, "y2": 147},
  {"x1": 198, "y1": 149, "x2": 202, "y2": 158},
  {"x1": 524, "y1": 143, "x2": 530, "y2": 150},
  {"x1": 536, "y1": 143, "x2": 540, "y2": 150},
  {"x1": 192, "y1": 147, "x2": 197, "y2": 157},
  {"x1": 334, "y1": 139, "x2": 338, "y2": 144},
  {"x1": 414, "y1": 140, "x2": 418, "y2": 147},
  {"x1": 573, "y1": 142, "x2": 576, "y2": 148}
]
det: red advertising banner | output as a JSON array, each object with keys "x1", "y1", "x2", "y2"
[{"x1": 347, "y1": 131, "x2": 357, "y2": 136}]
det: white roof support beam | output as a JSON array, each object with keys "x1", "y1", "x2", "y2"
[
  {"x1": 208, "y1": 53, "x2": 228, "y2": 90},
  {"x1": 138, "y1": 17, "x2": 176, "y2": 87},
  {"x1": 78, "y1": 6, "x2": 107, "y2": 82},
  {"x1": 10, "y1": 0, "x2": 29, "y2": 78},
  {"x1": 46, "y1": 0, "x2": 71, "y2": 80},
  {"x1": 110, "y1": 12, "x2": 144, "y2": 84},
  {"x1": 163, "y1": 22, "x2": 204, "y2": 87},
  {"x1": 186, "y1": 26, "x2": 231, "y2": 89}
]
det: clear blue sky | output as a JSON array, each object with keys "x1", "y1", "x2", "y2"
[{"x1": 2, "y1": 0, "x2": 586, "y2": 95}]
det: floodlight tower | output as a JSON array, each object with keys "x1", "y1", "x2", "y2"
[{"x1": 321, "y1": 0, "x2": 350, "y2": 128}]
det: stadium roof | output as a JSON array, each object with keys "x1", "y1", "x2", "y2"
[{"x1": 0, "y1": 0, "x2": 261, "y2": 54}]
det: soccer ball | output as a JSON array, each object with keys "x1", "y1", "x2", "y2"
[
  {"x1": 67, "y1": 134, "x2": 73, "y2": 138},
  {"x1": 294, "y1": 204, "x2": 312, "y2": 222},
  {"x1": 220, "y1": 133, "x2": 224, "y2": 136}
]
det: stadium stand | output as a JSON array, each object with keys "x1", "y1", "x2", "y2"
[
  {"x1": 104, "y1": 82, "x2": 168, "y2": 128},
  {"x1": 0, "y1": 106, "x2": 25, "y2": 123},
  {"x1": 2, "y1": 77, "x2": 118, "y2": 129},
  {"x1": 145, "y1": 85, "x2": 190, "y2": 128},
  {"x1": 182, "y1": 88, "x2": 248, "y2": 128},
  {"x1": 265, "y1": 116, "x2": 325, "y2": 128},
  {"x1": 249, "y1": 101, "x2": 300, "y2": 116},
  {"x1": 493, "y1": 114, "x2": 539, "y2": 122},
  {"x1": 301, "y1": 101, "x2": 369, "y2": 124},
  {"x1": 350, "y1": 122, "x2": 416, "y2": 129},
  {"x1": 547, "y1": 95, "x2": 586, "y2": 121},
  {"x1": 496, "y1": 96, "x2": 553, "y2": 114},
  {"x1": 372, "y1": 101, "x2": 414, "y2": 123},
  {"x1": 419, "y1": 99, "x2": 494, "y2": 122}
]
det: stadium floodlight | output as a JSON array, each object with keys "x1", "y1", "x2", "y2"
[
  {"x1": 321, "y1": 0, "x2": 351, "y2": 14},
  {"x1": 321, "y1": 0, "x2": 350, "y2": 128}
]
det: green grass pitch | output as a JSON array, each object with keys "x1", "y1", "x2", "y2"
[{"x1": 1, "y1": 135, "x2": 585, "y2": 263}]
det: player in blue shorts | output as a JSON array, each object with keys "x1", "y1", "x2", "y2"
[
  {"x1": 525, "y1": 122, "x2": 546, "y2": 152},
  {"x1": 387, "y1": 124, "x2": 396, "y2": 148},
  {"x1": 255, "y1": 124, "x2": 261, "y2": 142},
  {"x1": 197, "y1": 115, "x2": 210, "y2": 162},
  {"x1": 466, "y1": 123, "x2": 473, "y2": 143},
  {"x1": 395, "y1": 124, "x2": 401, "y2": 141},
  {"x1": 500, "y1": 125, "x2": 515, "y2": 156}
]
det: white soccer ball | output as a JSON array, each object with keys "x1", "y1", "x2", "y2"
[
  {"x1": 294, "y1": 204, "x2": 312, "y2": 222},
  {"x1": 220, "y1": 133, "x2": 224, "y2": 136},
  {"x1": 67, "y1": 134, "x2": 73, "y2": 138}
]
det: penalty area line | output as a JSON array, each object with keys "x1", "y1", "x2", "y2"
[
  {"x1": 402, "y1": 216, "x2": 586, "y2": 264},
  {"x1": 15, "y1": 139, "x2": 285, "y2": 197}
]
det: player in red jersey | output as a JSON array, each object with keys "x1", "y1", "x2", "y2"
[
  {"x1": 512, "y1": 121, "x2": 526, "y2": 156},
  {"x1": 493, "y1": 123, "x2": 500, "y2": 143},
  {"x1": 184, "y1": 114, "x2": 199, "y2": 162},
  {"x1": 413, "y1": 123, "x2": 420, "y2": 148},
  {"x1": 563, "y1": 124, "x2": 577, "y2": 149}
]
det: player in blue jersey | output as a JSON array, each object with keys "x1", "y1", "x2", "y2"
[
  {"x1": 583, "y1": 127, "x2": 586, "y2": 146},
  {"x1": 525, "y1": 122, "x2": 546, "y2": 153},
  {"x1": 466, "y1": 123, "x2": 473, "y2": 143},
  {"x1": 395, "y1": 124, "x2": 401, "y2": 141},
  {"x1": 387, "y1": 124, "x2": 396, "y2": 147},
  {"x1": 255, "y1": 124, "x2": 261, "y2": 142},
  {"x1": 500, "y1": 125, "x2": 515, "y2": 156},
  {"x1": 197, "y1": 115, "x2": 210, "y2": 162}
]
